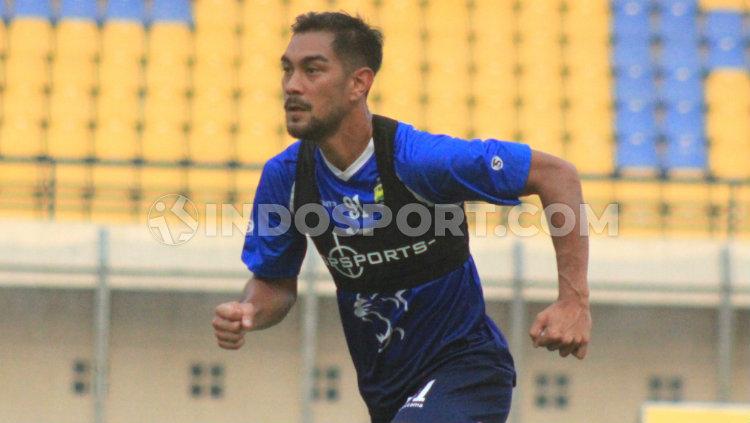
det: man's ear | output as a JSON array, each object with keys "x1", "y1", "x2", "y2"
[{"x1": 349, "y1": 67, "x2": 375, "y2": 101}]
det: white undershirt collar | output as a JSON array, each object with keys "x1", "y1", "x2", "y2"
[{"x1": 319, "y1": 138, "x2": 374, "y2": 182}]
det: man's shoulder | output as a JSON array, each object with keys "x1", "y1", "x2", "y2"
[{"x1": 263, "y1": 141, "x2": 302, "y2": 180}]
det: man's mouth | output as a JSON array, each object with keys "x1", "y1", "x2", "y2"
[{"x1": 284, "y1": 100, "x2": 311, "y2": 112}]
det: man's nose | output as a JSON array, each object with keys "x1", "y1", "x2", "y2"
[{"x1": 284, "y1": 70, "x2": 304, "y2": 95}]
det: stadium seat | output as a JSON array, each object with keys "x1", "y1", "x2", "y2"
[
  {"x1": 615, "y1": 68, "x2": 657, "y2": 105},
  {"x1": 143, "y1": 91, "x2": 188, "y2": 127},
  {"x1": 194, "y1": 0, "x2": 239, "y2": 29},
  {"x1": 237, "y1": 91, "x2": 285, "y2": 163},
  {"x1": 581, "y1": 179, "x2": 618, "y2": 236},
  {"x1": 94, "y1": 120, "x2": 140, "y2": 161},
  {"x1": 141, "y1": 123, "x2": 188, "y2": 162},
  {"x1": 194, "y1": 59, "x2": 236, "y2": 96},
  {"x1": 97, "y1": 87, "x2": 141, "y2": 124},
  {"x1": 147, "y1": 22, "x2": 192, "y2": 68},
  {"x1": 567, "y1": 132, "x2": 616, "y2": 175},
  {"x1": 613, "y1": 38, "x2": 652, "y2": 69},
  {"x1": 145, "y1": 56, "x2": 190, "y2": 93},
  {"x1": 91, "y1": 165, "x2": 140, "y2": 222},
  {"x1": 0, "y1": 162, "x2": 50, "y2": 219},
  {"x1": 0, "y1": 119, "x2": 45, "y2": 157},
  {"x1": 7, "y1": 18, "x2": 52, "y2": 60},
  {"x1": 334, "y1": 0, "x2": 377, "y2": 17},
  {"x1": 151, "y1": 0, "x2": 192, "y2": 24},
  {"x1": 616, "y1": 130, "x2": 660, "y2": 174},
  {"x1": 705, "y1": 11, "x2": 746, "y2": 69},
  {"x1": 47, "y1": 120, "x2": 93, "y2": 160},
  {"x1": 139, "y1": 167, "x2": 189, "y2": 216},
  {"x1": 11, "y1": 0, "x2": 52, "y2": 18},
  {"x1": 192, "y1": 92, "x2": 234, "y2": 128},
  {"x1": 658, "y1": 0, "x2": 699, "y2": 41},
  {"x1": 705, "y1": 70, "x2": 750, "y2": 106},
  {"x1": 612, "y1": 0, "x2": 653, "y2": 39},
  {"x1": 59, "y1": 0, "x2": 98, "y2": 20},
  {"x1": 101, "y1": 21, "x2": 145, "y2": 62},
  {"x1": 106, "y1": 0, "x2": 145, "y2": 21},
  {"x1": 195, "y1": 28, "x2": 238, "y2": 67},
  {"x1": 55, "y1": 21, "x2": 98, "y2": 62},
  {"x1": 4, "y1": 56, "x2": 48, "y2": 93},
  {"x1": 662, "y1": 182, "x2": 712, "y2": 237},
  {"x1": 614, "y1": 180, "x2": 664, "y2": 236},
  {"x1": 234, "y1": 168, "x2": 264, "y2": 207},
  {"x1": 52, "y1": 59, "x2": 97, "y2": 92},
  {"x1": 699, "y1": 0, "x2": 746, "y2": 10},
  {"x1": 660, "y1": 40, "x2": 702, "y2": 73},
  {"x1": 660, "y1": 73, "x2": 704, "y2": 106},
  {"x1": 2, "y1": 85, "x2": 46, "y2": 121},
  {"x1": 52, "y1": 163, "x2": 92, "y2": 221},
  {"x1": 189, "y1": 122, "x2": 234, "y2": 164},
  {"x1": 735, "y1": 186, "x2": 750, "y2": 239},
  {"x1": 187, "y1": 168, "x2": 235, "y2": 209},
  {"x1": 710, "y1": 140, "x2": 750, "y2": 179},
  {"x1": 241, "y1": 0, "x2": 284, "y2": 57}
]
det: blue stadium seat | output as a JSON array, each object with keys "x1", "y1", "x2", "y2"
[
  {"x1": 660, "y1": 73, "x2": 703, "y2": 105},
  {"x1": 613, "y1": 37, "x2": 652, "y2": 69},
  {"x1": 660, "y1": 40, "x2": 702, "y2": 72},
  {"x1": 151, "y1": 0, "x2": 192, "y2": 23},
  {"x1": 59, "y1": 0, "x2": 98, "y2": 20},
  {"x1": 707, "y1": 37, "x2": 746, "y2": 69},
  {"x1": 658, "y1": 1, "x2": 698, "y2": 41},
  {"x1": 665, "y1": 133, "x2": 706, "y2": 170},
  {"x1": 11, "y1": 0, "x2": 52, "y2": 18},
  {"x1": 705, "y1": 11, "x2": 744, "y2": 40},
  {"x1": 617, "y1": 101, "x2": 658, "y2": 136},
  {"x1": 612, "y1": 0, "x2": 653, "y2": 39},
  {"x1": 616, "y1": 131, "x2": 660, "y2": 170},
  {"x1": 0, "y1": 1, "x2": 5, "y2": 19},
  {"x1": 106, "y1": 0, "x2": 145, "y2": 21},
  {"x1": 616, "y1": 68, "x2": 658, "y2": 104},
  {"x1": 664, "y1": 102, "x2": 704, "y2": 140}
]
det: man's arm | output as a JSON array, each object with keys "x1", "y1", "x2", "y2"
[
  {"x1": 212, "y1": 276, "x2": 297, "y2": 350},
  {"x1": 522, "y1": 149, "x2": 592, "y2": 359}
]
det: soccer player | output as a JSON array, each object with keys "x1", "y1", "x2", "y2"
[{"x1": 212, "y1": 12, "x2": 591, "y2": 423}]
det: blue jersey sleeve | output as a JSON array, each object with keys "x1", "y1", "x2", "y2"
[
  {"x1": 241, "y1": 154, "x2": 307, "y2": 279},
  {"x1": 394, "y1": 123, "x2": 532, "y2": 205}
]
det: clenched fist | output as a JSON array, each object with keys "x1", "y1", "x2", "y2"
[
  {"x1": 529, "y1": 297, "x2": 592, "y2": 359},
  {"x1": 213, "y1": 301, "x2": 256, "y2": 350}
]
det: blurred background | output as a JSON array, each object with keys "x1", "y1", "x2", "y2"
[{"x1": 1, "y1": 0, "x2": 750, "y2": 422}]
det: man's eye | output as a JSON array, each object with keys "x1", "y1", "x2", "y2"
[{"x1": 306, "y1": 68, "x2": 320, "y2": 74}]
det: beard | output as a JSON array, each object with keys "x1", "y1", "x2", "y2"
[{"x1": 286, "y1": 106, "x2": 347, "y2": 143}]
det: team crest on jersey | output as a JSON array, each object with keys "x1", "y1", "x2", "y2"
[
  {"x1": 373, "y1": 180, "x2": 384, "y2": 203},
  {"x1": 353, "y1": 290, "x2": 410, "y2": 352}
]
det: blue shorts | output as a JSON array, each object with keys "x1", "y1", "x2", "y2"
[{"x1": 370, "y1": 341, "x2": 515, "y2": 423}]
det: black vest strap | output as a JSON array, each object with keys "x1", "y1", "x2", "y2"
[{"x1": 294, "y1": 114, "x2": 470, "y2": 293}]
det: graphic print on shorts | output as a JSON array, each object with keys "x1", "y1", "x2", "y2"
[
  {"x1": 353, "y1": 290, "x2": 409, "y2": 352},
  {"x1": 400, "y1": 379, "x2": 436, "y2": 410}
]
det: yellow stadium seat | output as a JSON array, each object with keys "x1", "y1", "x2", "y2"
[
  {"x1": 237, "y1": 90, "x2": 284, "y2": 163},
  {"x1": 614, "y1": 180, "x2": 664, "y2": 237},
  {"x1": 56, "y1": 20, "x2": 98, "y2": 60},
  {"x1": 99, "y1": 57, "x2": 142, "y2": 92},
  {"x1": 142, "y1": 123, "x2": 187, "y2": 162},
  {"x1": 3, "y1": 87, "x2": 46, "y2": 121},
  {"x1": 49, "y1": 88, "x2": 94, "y2": 126},
  {"x1": 192, "y1": 93, "x2": 234, "y2": 127},
  {"x1": 94, "y1": 120, "x2": 140, "y2": 161},
  {"x1": 97, "y1": 88, "x2": 140, "y2": 124},
  {"x1": 145, "y1": 58, "x2": 190, "y2": 92},
  {"x1": 0, "y1": 119, "x2": 44, "y2": 157},
  {"x1": 518, "y1": 97, "x2": 565, "y2": 156},
  {"x1": 195, "y1": 29, "x2": 238, "y2": 66},
  {"x1": 52, "y1": 163, "x2": 92, "y2": 221},
  {"x1": 0, "y1": 162, "x2": 50, "y2": 218},
  {"x1": 91, "y1": 165, "x2": 140, "y2": 222},
  {"x1": 287, "y1": 0, "x2": 330, "y2": 21},
  {"x1": 710, "y1": 139, "x2": 750, "y2": 179},
  {"x1": 5, "y1": 57, "x2": 48, "y2": 90},
  {"x1": 139, "y1": 167, "x2": 189, "y2": 219},
  {"x1": 51, "y1": 59, "x2": 96, "y2": 91},
  {"x1": 148, "y1": 23, "x2": 192, "y2": 62},
  {"x1": 334, "y1": 0, "x2": 377, "y2": 19},
  {"x1": 566, "y1": 132, "x2": 615, "y2": 175},
  {"x1": 699, "y1": 0, "x2": 745, "y2": 10},
  {"x1": 189, "y1": 122, "x2": 234, "y2": 164},
  {"x1": 241, "y1": 0, "x2": 285, "y2": 58},
  {"x1": 187, "y1": 168, "x2": 235, "y2": 208},
  {"x1": 193, "y1": 59, "x2": 236, "y2": 96},
  {"x1": 707, "y1": 183, "x2": 731, "y2": 237},
  {"x1": 143, "y1": 91, "x2": 188, "y2": 127},
  {"x1": 8, "y1": 18, "x2": 52, "y2": 58},
  {"x1": 581, "y1": 179, "x2": 618, "y2": 237},
  {"x1": 102, "y1": 21, "x2": 145, "y2": 60},
  {"x1": 705, "y1": 71, "x2": 750, "y2": 107},
  {"x1": 235, "y1": 168, "x2": 263, "y2": 205},
  {"x1": 662, "y1": 182, "x2": 712, "y2": 237},
  {"x1": 195, "y1": 0, "x2": 240, "y2": 29},
  {"x1": 47, "y1": 121, "x2": 92, "y2": 160}
]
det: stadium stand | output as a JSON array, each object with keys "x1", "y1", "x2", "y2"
[{"x1": 0, "y1": 0, "x2": 747, "y2": 238}]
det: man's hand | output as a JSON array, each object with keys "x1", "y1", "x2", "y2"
[
  {"x1": 529, "y1": 298, "x2": 592, "y2": 359},
  {"x1": 213, "y1": 301, "x2": 256, "y2": 350}
]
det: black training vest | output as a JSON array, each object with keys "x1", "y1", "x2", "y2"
[{"x1": 294, "y1": 115, "x2": 470, "y2": 293}]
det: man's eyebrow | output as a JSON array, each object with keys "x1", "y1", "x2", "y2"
[{"x1": 280, "y1": 54, "x2": 330, "y2": 64}]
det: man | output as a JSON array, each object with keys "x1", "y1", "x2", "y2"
[{"x1": 213, "y1": 12, "x2": 591, "y2": 423}]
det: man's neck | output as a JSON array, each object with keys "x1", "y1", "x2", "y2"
[{"x1": 316, "y1": 107, "x2": 373, "y2": 172}]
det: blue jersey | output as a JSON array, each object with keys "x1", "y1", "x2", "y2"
[{"x1": 242, "y1": 122, "x2": 531, "y2": 415}]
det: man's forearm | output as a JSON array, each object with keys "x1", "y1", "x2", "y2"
[
  {"x1": 241, "y1": 276, "x2": 298, "y2": 330},
  {"x1": 534, "y1": 161, "x2": 590, "y2": 303}
]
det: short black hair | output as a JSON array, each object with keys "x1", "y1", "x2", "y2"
[{"x1": 291, "y1": 11, "x2": 384, "y2": 74}]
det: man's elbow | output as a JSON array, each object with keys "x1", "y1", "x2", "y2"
[{"x1": 524, "y1": 150, "x2": 581, "y2": 196}]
